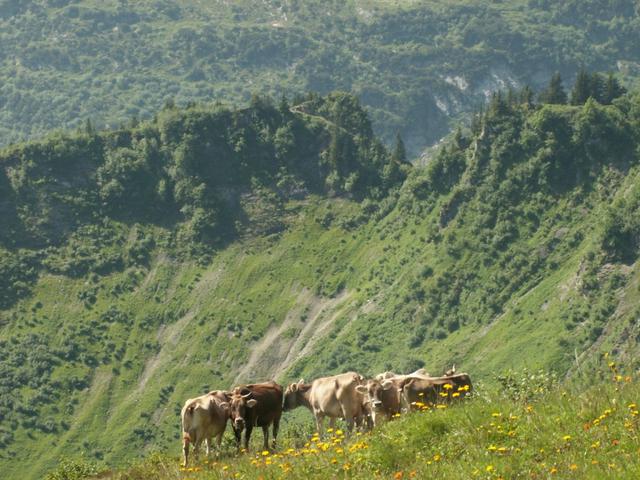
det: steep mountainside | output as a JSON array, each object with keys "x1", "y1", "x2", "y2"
[
  {"x1": 1, "y1": 0, "x2": 639, "y2": 153},
  {"x1": 2, "y1": 90, "x2": 640, "y2": 479}
]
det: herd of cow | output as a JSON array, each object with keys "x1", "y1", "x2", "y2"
[{"x1": 180, "y1": 366, "x2": 473, "y2": 466}]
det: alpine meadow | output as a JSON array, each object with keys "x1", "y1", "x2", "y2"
[{"x1": 1, "y1": 1, "x2": 640, "y2": 480}]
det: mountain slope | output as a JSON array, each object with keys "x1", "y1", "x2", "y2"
[
  {"x1": 1, "y1": 0, "x2": 639, "y2": 153},
  {"x1": 2, "y1": 90, "x2": 640, "y2": 479}
]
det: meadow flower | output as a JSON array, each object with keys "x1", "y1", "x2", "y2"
[
  {"x1": 261, "y1": 450, "x2": 270, "y2": 456},
  {"x1": 486, "y1": 465, "x2": 494, "y2": 472},
  {"x1": 562, "y1": 435, "x2": 571, "y2": 442},
  {"x1": 443, "y1": 383, "x2": 453, "y2": 390}
]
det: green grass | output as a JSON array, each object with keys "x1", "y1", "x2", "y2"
[
  {"x1": 94, "y1": 372, "x2": 640, "y2": 480},
  {"x1": 3, "y1": 95, "x2": 640, "y2": 479}
]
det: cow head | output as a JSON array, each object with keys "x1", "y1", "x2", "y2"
[
  {"x1": 227, "y1": 388, "x2": 257, "y2": 430},
  {"x1": 356, "y1": 380, "x2": 394, "y2": 409},
  {"x1": 283, "y1": 379, "x2": 306, "y2": 411}
]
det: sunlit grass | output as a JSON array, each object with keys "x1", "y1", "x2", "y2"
[{"x1": 101, "y1": 368, "x2": 640, "y2": 480}]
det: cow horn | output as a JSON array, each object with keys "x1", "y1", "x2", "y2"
[
  {"x1": 297, "y1": 378, "x2": 304, "y2": 386},
  {"x1": 241, "y1": 392, "x2": 252, "y2": 399}
]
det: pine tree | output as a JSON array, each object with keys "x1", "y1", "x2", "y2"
[
  {"x1": 278, "y1": 94, "x2": 290, "y2": 115},
  {"x1": 570, "y1": 68, "x2": 592, "y2": 105},
  {"x1": 519, "y1": 85, "x2": 535, "y2": 108},
  {"x1": 603, "y1": 73, "x2": 627, "y2": 105},
  {"x1": 589, "y1": 72, "x2": 605, "y2": 103},
  {"x1": 84, "y1": 118, "x2": 95, "y2": 136},
  {"x1": 392, "y1": 132, "x2": 407, "y2": 164},
  {"x1": 539, "y1": 72, "x2": 567, "y2": 105}
]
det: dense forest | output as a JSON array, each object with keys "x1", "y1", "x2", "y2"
[
  {"x1": 2, "y1": 73, "x2": 640, "y2": 478},
  {"x1": 1, "y1": 0, "x2": 640, "y2": 154}
]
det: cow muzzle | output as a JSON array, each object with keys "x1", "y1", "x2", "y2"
[
  {"x1": 234, "y1": 418, "x2": 245, "y2": 428},
  {"x1": 372, "y1": 400, "x2": 383, "y2": 408}
]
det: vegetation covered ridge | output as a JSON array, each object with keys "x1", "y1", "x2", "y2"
[
  {"x1": 3, "y1": 82, "x2": 640, "y2": 479},
  {"x1": 2, "y1": 0, "x2": 640, "y2": 153}
]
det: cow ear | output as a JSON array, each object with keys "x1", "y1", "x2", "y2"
[
  {"x1": 297, "y1": 378, "x2": 305, "y2": 386},
  {"x1": 247, "y1": 399, "x2": 258, "y2": 408},
  {"x1": 355, "y1": 385, "x2": 367, "y2": 394},
  {"x1": 381, "y1": 380, "x2": 393, "y2": 390},
  {"x1": 219, "y1": 401, "x2": 229, "y2": 410},
  {"x1": 289, "y1": 383, "x2": 298, "y2": 392}
]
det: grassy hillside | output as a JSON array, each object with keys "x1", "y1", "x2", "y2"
[
  {"x1": 2, "y1": 89, "x2": 640, "y2": 479},
  {"x1": 91, "y1": 371, "x2": 639, "y2": 480},
  {"x1": 1, "y1": 0, "x2": 640, "y2": 153}
]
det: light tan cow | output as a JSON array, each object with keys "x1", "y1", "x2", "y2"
[
  {"x1": 374, "y1": 368, "x2": 430, "y2": 382},
  {"x1": 356, "y1": 378, "x2": 402, "y2": 426},
  {"x1": 180, "y1": 390, "x2": 230, "y2": 467},
  {"x1": 283, "y1": 372, "x2": 367, "y2": 435}
]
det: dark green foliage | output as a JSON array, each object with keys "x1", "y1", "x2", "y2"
[
  {"x1": 1, "y1": 1, "x2": 639, "y2": 155},
  {"x1": 601, "y1": 182, "x2": 640, "y2": 263},
  {"x1": 1, "y1": 93, "x2": 404, "y2": 253},
  {"x1": 0, "y1": 250, "x2": 39, "y2": 309},
  {"x1": 539, "y1": 73, "x2": 568, "y2": 105}
]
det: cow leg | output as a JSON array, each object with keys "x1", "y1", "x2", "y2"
[
  {"x1": 315, "y1": 412, "x2": 325, "y2": 437},
  {"x1": 233, "y1": 426, "x2": 242, "y2": 451},
  {"x1": 344, "y1": 415, "x2": 355, "y2": 434},
  {"x1": 193, "y1": 438, "x2": 202, "y2": 462},
  {"x1": 271, "y1": 415, "x2": 280, "y2": 450},
  {"x1": 205, "y1": 437, "x2": 211, "y2": 457},
  {"x1": 215, "y1": 432, "x2": 223, "y2": 457},
  {"x1": 328, "y1": 417, "x2": 336, "y2": 430},
  {"x1": 182, "y1": 438, "x2": 190, "y2": 467},
  {"x1": 262, "y1": 425, "x2": 270, "y2": 452},
  {"x1": 244, "y1": 424, "x2": 253, "y2": 451}
]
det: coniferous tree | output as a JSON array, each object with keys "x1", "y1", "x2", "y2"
[
  {"x1": 392, "y1": 132, "x2": 407, "y2": 164},
  {"x1": 519, "y1": 85, "x2": 535, "y2": 108},
  {"x1": 590, "y1": 72, "x2": 606, "y2": 103},
  {"x1": 571, "y1": 68, "x2": 592, "y2": 105},
  {"x1": 539, "y1": 72, "x2": 567, "y2": 105},
  {"x1": 278, "y1": 94, "x2": 290, "y2": 115},
  {"x1": 84, "y1": 118, "x2": 95, "y2": 136},
  {"x1": 603, "y1": 73, "x2": 627, "y2": 104}
]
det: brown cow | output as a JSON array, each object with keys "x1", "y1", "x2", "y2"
[
  {"x1": 355, "y1": 378, "x2": 402, "y2": 426},
  {"x1": 180, "y1": 390, "x2": 230, "y2": 467},
  {"x1": 283, "y1": 372, "x2": 367, "y2": 435},
  {"x1": 402, "y1": 373, "x2": 473, "y2": 410},
  {"x1": 227, "y1": 381, "x2": 283, "y2": 451}
]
